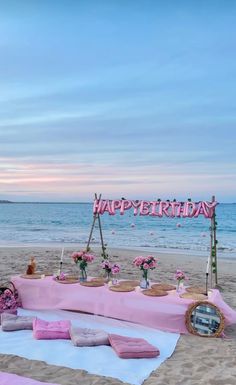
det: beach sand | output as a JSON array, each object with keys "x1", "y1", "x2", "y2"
[{"x1": 0, "y1": 246, "x2": 236, "y2": 385}]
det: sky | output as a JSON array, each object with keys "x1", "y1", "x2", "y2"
[{"x1": 0, "y1": 0, "x2": 235, "y2": 202}]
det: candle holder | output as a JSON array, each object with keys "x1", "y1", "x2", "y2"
[
  {"x1": 59, "y1": 261, "x2": 63, "y2": 274},
  {"x1": 205, "y1": 272, "x2": 209, "y2": 296}
]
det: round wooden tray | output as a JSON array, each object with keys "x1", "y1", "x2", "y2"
[
  {"x1": 151, "y1": 283, "x2": 175, "y2": 291},
  {"x1": 91, "y1": 277, "x2": 105, "y2": 283},
  {"x1": 80, "y1": 281, "x2": 104, "y2": 287},
  {"x1": 185, "y1": 286, "x2": 206, "y2": 294},
  {"x1": 142, "y1": 289, "x2": 168, "y2": 297},
  {"x1": 35, "y1": 271, "x2": 53, "y2": 276},
  {"x1": 20, "y1": 274, "x2": 42, "y2": 279},
  {"x1": 109, "y1": 285, "x2": 135, "y2": 292},
  {"x1": 119, "y1": 280, "x2": 140, "y2": 288},
  {"x1": 180, "y1": 292, "x2": 208, "y2": 300},
  {"x1": 53, "y1": 276, "x2": 79, "y2": 284}
]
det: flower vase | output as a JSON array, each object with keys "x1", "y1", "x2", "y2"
[
  {"x1": 112, "y1": 276, "x2": 118, "y2": 285},
  {"x1": 140, "y1": 271, "x2": 149, "y2": 289},
  {"x1": 176, "y1": 279, "x2": 184, "y2": 293},
  {"x1": 79, "y1": 268, "x2": 87, "y2": 282},
  {"x1": 104, "y1": 271, "x2": 111, "y2": 283}
]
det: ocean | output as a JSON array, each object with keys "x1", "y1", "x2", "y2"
[{"x1": 0, "y1": 202, "x2": 236, "y2": 258}]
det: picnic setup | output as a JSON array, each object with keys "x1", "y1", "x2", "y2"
[{"x1": 1, "y1": 195, "x2": 236, "y2": 385}]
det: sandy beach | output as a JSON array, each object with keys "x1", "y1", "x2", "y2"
[{"x1": 0, "y1": 246, "x2": 236, "y2": 385}]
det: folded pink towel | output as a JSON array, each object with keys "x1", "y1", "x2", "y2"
[
  {"x1": 108, "y1": 334, "x2": 160, "y2": 359},
  {"x1": 70, "y1": 327, "x2": 110, "y2": 346},
  {"x1": 33, "y1": 318, "x2": 71, "y2": 340},
  {"x1": 1, "y1": 313, "x2": 35, "y2": 331}
]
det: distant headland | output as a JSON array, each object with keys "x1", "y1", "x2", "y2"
[{"x1": 0, "y1": 200, "x2": 13, "y2": 203}]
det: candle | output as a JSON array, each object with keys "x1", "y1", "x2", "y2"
[
  {"x1": 206, "y1": 256, "x2": 210, "y2": 275},
  {"x1": 60, "y1": 245, "x2": 64, "y2": 262}
]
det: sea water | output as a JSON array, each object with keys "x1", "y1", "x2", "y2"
[{"x1": 0, "y1": 202, "x2": 235, "y2": 258}]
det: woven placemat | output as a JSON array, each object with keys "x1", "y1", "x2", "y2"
[
  {"x1": 20, "y1": 274, "x2": 42, "y2": 279},
  {"x1": 109, "y1": 285, "x2": 135, "y2": 292},
  {"x1": 53, "y1": 277, "x2": 79, "y2": 284},
  {"x1": 180, "y1": 292, "x2": 208, "y2": 300},
  {"x1": 80, "y1": 281, "x2": 104, "y2": 287},
  {"x1": 151, "y1": 283, "x2": 175, "y2": 291},
  {"x1": 90, "y1": 277, "x2": 105, "y2": 283},
  {"x1": 119, "y1": 280, "x2": 140, "y2": 288},
  {"x1": 185, "y1": 286, "x2": 206, "y2": 294},
  {"x1": 142, "y1": 289, "x2": 168, "y2": 297}
]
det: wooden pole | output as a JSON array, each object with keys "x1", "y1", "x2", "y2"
[
  {"x1": 210, "y1": 210, "x2": 214, "y2": 289},
  {"x1": 86, "y1": 193, "x2": 101, "y2": 251},
  {"x1": 212, "y1": 195, "x2": 218, "y2": 285},
  {"x1": 210, "y1": 195, "x2": 218, "y2": 287}
]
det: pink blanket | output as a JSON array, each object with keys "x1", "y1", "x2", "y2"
[
  {"x1": 108, "y1": 333, "x2": 160, "y2": 359},
  {"x1": 33, "y1": 318, "x2": 71, "y2": 340},
  {"x1": 0, "y1": 372, "x2": 59, "y2": 385}
]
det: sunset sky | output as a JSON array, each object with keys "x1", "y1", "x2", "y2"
[{"x1": 0, "y1": 1, "x2": 235, "y2": 202}]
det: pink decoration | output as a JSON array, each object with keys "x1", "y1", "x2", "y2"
[{"x1": 93, "y1": 199, "x2": 218, "y2": 218}]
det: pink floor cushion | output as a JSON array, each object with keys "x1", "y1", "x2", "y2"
[
  {"x1": 108, "y1": 334, "x2": 160, "y2": 359},
  {"x1": 70, "y1": 326, "x2": 110, "y2": 346},
  {"x1": 1, "y1": 313, "x2": 35, "y2": 331},
  {"x1": 33, "y1": 318, "x2": 71, "y2": 340}
]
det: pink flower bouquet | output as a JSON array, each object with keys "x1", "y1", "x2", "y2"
[
  {"x1": 174, "y1": 269, "x2": 188, "y2": 282},
  {"x1": 101, "y1": 260, "x2": 120, "y2": 281},
  {"x1": 133, "y1": 255, "x2": 157, "y2": 283},
  {"x1": 71, "y1": 251, "x2": 95, "y2": 280}
]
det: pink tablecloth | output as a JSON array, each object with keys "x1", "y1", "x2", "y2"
[
  {"x1": 11, "y1": 276, "x2": 236, "y2": 334},
  {"x1": 0, "y1": 372, "x2": 59, "y2": 385}
]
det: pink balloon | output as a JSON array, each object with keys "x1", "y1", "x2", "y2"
[
  {"x1": 101, "y1": 200, "x2": 114, "y2": 215},
  {"x1": 139, "y1": 201, "x2": 150, "y2": 216},
  {"x1": 131, "y1": 200, "x2": 141, "y2": 216},
  {"x1": 111, "y1": 200, "x2": 121, "y2": 213},
  {"x1": 120, "y1": 200, "x2": 132, "y2": 215}
]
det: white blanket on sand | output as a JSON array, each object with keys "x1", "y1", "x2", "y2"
[{"x1": 0, "y1": 309, "x2": 180, "y2": 385}]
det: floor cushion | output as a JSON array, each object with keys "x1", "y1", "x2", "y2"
[
  {"x1": 1, "y1": 313, "x2": 35, "y2": 331},
  {"x1": 70, "y1": 326, "x2": 110, "y2": 346},
  {"x1": 108, "y1": 333, "x2": 160, "y2": 359},
  {"x1": 33, "y1": 318, "x2": 71, "y2": 340}
]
